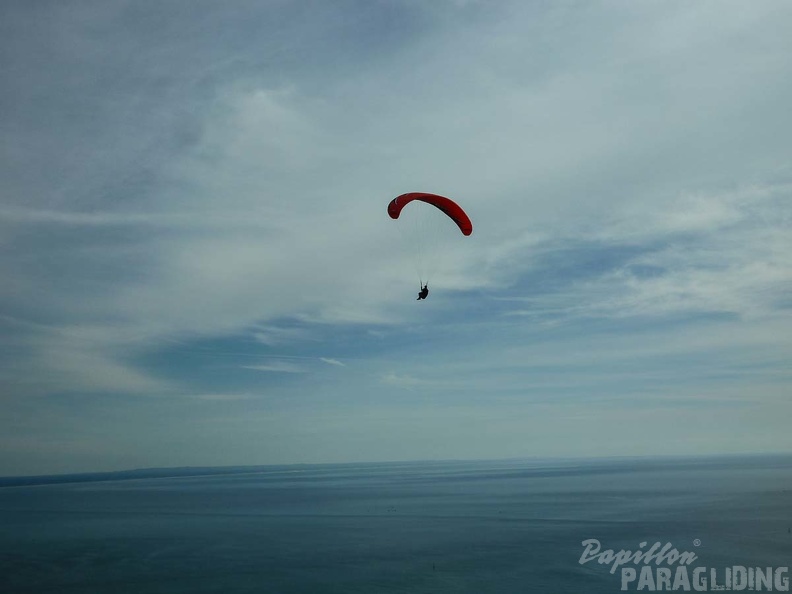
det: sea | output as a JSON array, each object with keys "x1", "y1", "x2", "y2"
[{"x1": 1, "y1": 455, "x2": 790, "y2": 593}]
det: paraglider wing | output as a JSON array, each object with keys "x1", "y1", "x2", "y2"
[{"x1": 388, "y1": 192, "x2": 473, "y2": 236}]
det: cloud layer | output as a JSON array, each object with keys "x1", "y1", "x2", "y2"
[{"x1": 1, "y1": 0, "x2": 791, "y2": 473}]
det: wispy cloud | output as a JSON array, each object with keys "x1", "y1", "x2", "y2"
[
  {"x1": 320, "y1": 358, "x2": 346, "y2": 367},
  {"x1": 242, "y1": 361, "x2": 308, "y2": 374},
  {"x1": 253, "y1": 326, "x2": 318, "y2": 346}
]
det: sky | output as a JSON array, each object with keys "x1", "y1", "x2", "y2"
[{"x1": 1, "y1": 0, "x2": 791, "y2": 475}]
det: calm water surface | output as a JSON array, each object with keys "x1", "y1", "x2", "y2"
[{"x1": 1, "y1": 456, "x2": 791, "y2": 593}]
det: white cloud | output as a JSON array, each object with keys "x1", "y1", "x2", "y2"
[
  {"x1": 320, "y1": 358, "x2": 346, "y2": 367},
  {"x1": 0, "y1": 324, "x2": 175, "y2": 398},
  {"x1": 242, "y1": 360, "x2": 308, "y2": 374}
]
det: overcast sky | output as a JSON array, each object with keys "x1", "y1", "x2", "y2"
[{"x1": 2, "y1": 0, "x2": 791, "y2": 475}]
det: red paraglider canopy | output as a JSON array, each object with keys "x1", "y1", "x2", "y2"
[{"x1": 387, "y1": 192, "x2": 473, "y2": 236}]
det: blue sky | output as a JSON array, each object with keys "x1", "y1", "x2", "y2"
[{"x1": 1, "y1": 1, "x2": 791, "y2": 475}]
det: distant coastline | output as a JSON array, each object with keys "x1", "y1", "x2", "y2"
[{"x1": 2, "y1": 452, "x2": 791, "y2": 489}]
